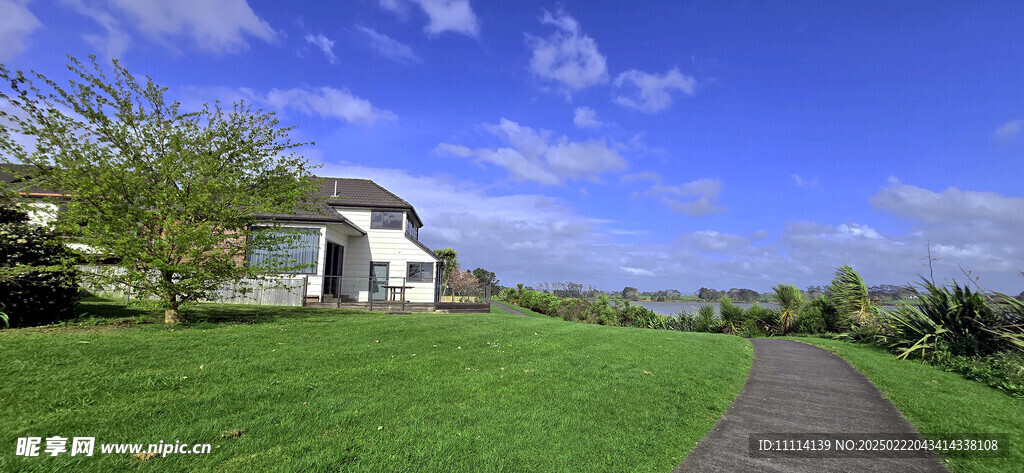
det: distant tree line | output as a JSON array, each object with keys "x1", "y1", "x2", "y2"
[{"x1": 697, "y1": 287, "x2": 767, "y2": 303}]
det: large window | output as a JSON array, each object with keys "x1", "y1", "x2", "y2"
[
  {"x1": 407, "y1": 262, "x2": 434, "y2": 282},
  {"x1": 371, "y1": 211, "x2": 403, "y2": 230},
  {"x1": 245, "y1": 227, "x2": 320, "y2": 274}
]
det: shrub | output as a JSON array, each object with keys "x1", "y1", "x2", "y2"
[
  {"x1": 829, "y1": 265, "x2": 877, "y2": 327},
  {"x1": 738, "y1": 318, "x2": 768, "y2": 338},
  {"x1": 497, "y1": 288, "x2": 516, "y2": 304},
  {"x1": 612, "y1": 303, "x2": 658, "y2": 328},
  {"x1": 0, "y1": 205, "x2": 80, "y2": 328},
  {"x1": 877, "y1": 279, "x2": 1010, "y2": 360},
  {"x1": 795, "y1": 303, "x2": 826, "y2": 334},
  {"x1": 936, "y1": 352, "x2": 1024, "y2": 397},
  {"x1": 719, "y1": 297, "x2": 745, "y2": 335},
  {"x1": 556, "y1": 298, "x2": 591, "y2": 322},
  {"x1": 745, "y1": 303, "x2": 778, "y2": 333},
  {"x1": 694, "y1": 305, "x2": 720, "y2": 333},
  {"x1": 808, "y1": 296, "x2": 843, "y2": 332}
]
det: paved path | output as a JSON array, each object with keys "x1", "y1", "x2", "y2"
[
  {"x1": 491, "y1": 301, "x2": 528, "y2": 317},
  {"x1": 675, "y1": 339, "x2": 948, "y2": 473}
]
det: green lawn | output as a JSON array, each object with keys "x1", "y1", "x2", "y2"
[
  {"x1": 1, "y1": 300, "x2": 752, "y2": 472},
  {"x1": 790, "y1": 337, "x2": 1024, "y2": 473}
]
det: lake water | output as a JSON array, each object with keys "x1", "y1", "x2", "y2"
[{"x1": 633, "y1": 301, "x2": 778, "y2": 316}]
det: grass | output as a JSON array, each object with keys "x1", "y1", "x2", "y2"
[
  {"x1": 790, "y1": 337, "x2": 1024, "y2": 473},
  {"x1": 2, "y1": 299, "x2": 752, "y2": 472}
]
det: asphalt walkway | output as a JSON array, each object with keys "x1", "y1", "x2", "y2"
[
  {"x1": 675, "y1": 338, "x2": 948, "y2": 472},
  {"x1": 491, "y1": 301, "x2": 528, "y2": 316}
]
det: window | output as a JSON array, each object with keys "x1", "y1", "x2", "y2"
[
  {"x1": 407, "y1": 262, "x2": 434, "y2": 282},
  {"x1": 405, "y1": 217, "x2": 418, "y2": 240},
  {"x1": 245, "y1": 227, "x2": 320, "y2": 274},
  {"x1": 371, "y1": 211, "x2": 403, "y2": 230}
]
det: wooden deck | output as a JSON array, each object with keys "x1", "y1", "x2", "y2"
[{"x1": 306, "y1": 299, "x2": 491, "y2": 314}]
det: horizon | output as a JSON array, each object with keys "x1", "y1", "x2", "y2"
[{"x1": 2, "y1": 0, "x2": 1022, "y2": 292}]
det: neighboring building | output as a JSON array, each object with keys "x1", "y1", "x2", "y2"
[
  {"x1": 0, "y1": 164, "x2": 59, "y2": 226},
  {"x1": 2, "y1": 165, "x2": 441, "y2": 305}
]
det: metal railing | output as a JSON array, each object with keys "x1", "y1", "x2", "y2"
[{"x1": 320, "y1": 276, "x2": 437, "y2": 312}]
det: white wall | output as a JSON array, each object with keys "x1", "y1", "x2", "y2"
[{"x1": 335, "y1": 208, "x2": 438, "y2": 303}]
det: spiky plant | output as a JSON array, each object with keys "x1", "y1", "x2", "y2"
[
  {"x1": 829, "y1": 265, "x2": 876, "y2": 327},
  {"x1": 772, "y1": 284, "x2": 804, "y2": 335},
  {"x1": 719, "y1": 296, "x2": 745, "y2": 335},
  {"x1": 877, "y1": 279, "x2": 1010, "y2": 359},
  {"x1": 695, "y1": 304, "x2": 717, "y2": 332}
]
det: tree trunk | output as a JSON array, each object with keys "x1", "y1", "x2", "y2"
[
  {"x1": 162, "y1": 271, "x2": 181, "y2": 324},
  {"x1": 164, "y1": 293, "x2": 181, "y2": 324},
  {"x1": 164, "y1": 304, "x2": 181, "y2": 324}
]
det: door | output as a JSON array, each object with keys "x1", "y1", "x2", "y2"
[
  {"x1": 370, "y1": 262, "x2": 388, "y2": 301},
  {"x1": 323, "y1": 242, "x2": 344, "y2": 297}
]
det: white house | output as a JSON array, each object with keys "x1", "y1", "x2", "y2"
[
  {"x1": 251, "y1": 177, "x2": 441, "y2": 305},
  {"x1": 2, "y1": 165, "x2": 442, "y2": 306}
]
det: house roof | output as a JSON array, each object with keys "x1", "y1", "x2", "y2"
[
  {"x1": 253, "y1": 202, "x2": 367, "y2": 235},
  {"x1": 317, "y1": 177, "x2": 423, "y2": 227},
  {"x1": 2, "y1": 166, "x2": 422, "y2": 230},
  {"x1": 0, "y1": 163, "x2": 59, "y2": 196}
]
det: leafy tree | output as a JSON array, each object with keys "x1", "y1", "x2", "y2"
[
  {"x1": 621, "y1": 286, "x2": 640, "y2": 301},
  {"x1": 698, "y1": 287, "x2": 724, "y2": 301},
  {"x1": 449, "y1": 269, "x2": 480, "y2": 299},
  {"x1": 0, "y1": 56, "x2": 321, "y2": 324},
  {"x1": 772, "y1": 284, "x2": 804, "y2": 335},
  {"x1": 471, "y1": 267, "x2": 499, "y2": 290},
  {"x1": 727, "y1": 288, "x2": 760, "y2": 302}
]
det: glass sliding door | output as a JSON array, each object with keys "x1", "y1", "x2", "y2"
[{"x1": 370, "y1": 262, "x2": 388, "y2": 301}]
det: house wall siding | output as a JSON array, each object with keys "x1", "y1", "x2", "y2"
[{"x1": 335, "y1": 208, "x2": 437, "y2": 303}]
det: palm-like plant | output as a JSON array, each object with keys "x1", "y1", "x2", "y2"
[
  {"x1": 829, "y1": 265, "x2": 876, "y2": 327},
  {"x1": 773, "y1": 284, "x2": 804, "y2": 335},
  {"x1": 695, "y1": 304, "x2": 717, "y2": 332},
  {"x1": 719, "y1": 296, "x2": 745, "y2": 335}
]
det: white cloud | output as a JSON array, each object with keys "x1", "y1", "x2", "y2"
[
  {"x1": 66, "y1": 0, "x2": 276, "y2": 54},
  {"x1": 870, "y1": 180, "x2": 1024, "y2": 230},
  {"x1": 621, "y1": 267, "x2": 655, "y2": 277},
  {"x1": 790, "y1": 174, "x2": 818, "y2": 188},
  {"x1": 304, "y1": 33, "x2": 336, "y2": 63},
  {"x1": 312, "y1": 162, "x2": 617, "y2": 286},
  {"x1": 264, "y1": 87, "x2": 396, "y2": 125},
  {"x1": 614, "y1": 68, "x2": 696, "y2": 113},
  {"x1": 435, "y1": 118, "x2": 627, "y2": 185},
  {"x1": 526, "y1": 9, "x2": 608, "y2": 92},
  {"x1": 0, "y1": 0, "x2": 41, "y2": 61},
  {"x1": 356, "y1": 26, "x2": 421, "y2": 64},
  {"x1": 296, "y1": 166, "x2": 1024, "y2": 292},
  {"x1": 183, "y1": 86, "x2": 396, "y2": 127},
  {"x1": 994, "y1": 119, "x2": 1022, "y2": 142},
  {"x1": 631, "y1": 173, "x2": 727, "y2": 217},
  {"x1": 379, "y1": 0, "x2": 480, "y2": 37},
  {"x1": 682, "y1": 230, "x2": 749, "y2": 252},
  {"x1": 573, "y1": 106, "x2": 605, "y2": 128}
]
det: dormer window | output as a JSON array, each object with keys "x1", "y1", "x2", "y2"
[
  {"x1": 370, "y1": 210, "x2": 403, "y2": 230},
  {"x1": 405, "y1": 216, "x2": 418, "y2": 240}
]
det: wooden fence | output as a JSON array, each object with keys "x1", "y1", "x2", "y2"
[{"x1": 79, "y1": 266, "x2": 307, "y2": 306}]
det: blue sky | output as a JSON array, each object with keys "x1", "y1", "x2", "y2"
[{"x1": 3, "y1": 0, "x2": 1023, "y2": 292}]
